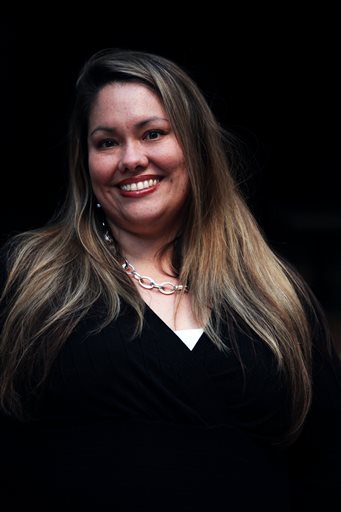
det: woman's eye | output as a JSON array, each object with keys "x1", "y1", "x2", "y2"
[
  {"x1": 144, "y1": 130, "x2": 163, "y2": 140},
  {"x1": 98, "y1": 139, "x2": 116, "y2": 148}
]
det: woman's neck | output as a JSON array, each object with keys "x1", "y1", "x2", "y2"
[{"x1": 110, "y1": 225, "x2": 175, "y2": 273}]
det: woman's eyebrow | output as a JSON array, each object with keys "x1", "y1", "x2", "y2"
[{"x1": 89, "y1": 116, "x2": 169, "y2": 137}]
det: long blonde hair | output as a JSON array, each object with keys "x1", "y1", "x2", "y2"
[{"x1": 0, "y1": 49, "x2": 322, "y2": 437}]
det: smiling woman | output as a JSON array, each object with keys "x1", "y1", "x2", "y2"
[
  {"x1": 0, "y1": 48, "x2": 340, "y2": 511},
  {"x1": 88, "y1": 82, "x2": 190, "y2": 243}
]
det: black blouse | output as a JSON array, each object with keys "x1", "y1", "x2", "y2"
[{"x1": 1, "y1": 296, "x2": 341, "y2": 511}]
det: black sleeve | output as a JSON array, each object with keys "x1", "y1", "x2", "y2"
[{"x1": 288, "y1": 314, "x2": 341, "y2": 510}]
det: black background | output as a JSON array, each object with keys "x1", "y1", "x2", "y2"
[{"x1": 1, "y1": 14, "x2": 340, "y2": 346}]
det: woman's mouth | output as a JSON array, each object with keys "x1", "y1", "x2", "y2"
[
  {"x1": 117, "y1": 176, "x2": 162, "y2": 197},
  {"x1": 119, "y1": 178, "x2": 160, "y2": 192}
]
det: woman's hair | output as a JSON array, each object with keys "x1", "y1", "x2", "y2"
[{"x1": 0, "y1": 48, "x2": 325, "y2": 438}]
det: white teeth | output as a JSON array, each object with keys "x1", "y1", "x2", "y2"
[{"x1": 120, "y1": 178, "x2": 159, "y2": 192}]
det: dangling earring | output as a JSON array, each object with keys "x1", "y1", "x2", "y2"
[
  {"x1": 94, "y1": 200, "x2": 113, "y2": 243},
  {"x1": 102, "y1": 221, "x2": 114, "y2": 243}
]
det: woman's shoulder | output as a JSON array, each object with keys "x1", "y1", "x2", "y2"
[
  {"x1": 301, "y1": 284, "x2": 340, "y2": 361},
  {"x1": 0, "y1": 239, "x2": 13, "y2": 291},
  {"x1": 0, "y1": 233, "x2": 41, "y2": 293},
  {"x1": 300, "y1": 287, "x2": 341, "y2": 403}
]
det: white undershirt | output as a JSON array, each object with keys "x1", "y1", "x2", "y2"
[{"x1": 174, "y1": 328, "x2": 204, "y2": 351}]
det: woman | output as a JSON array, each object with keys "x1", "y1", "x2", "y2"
[{"x1": 0, "y1": 48, "x2": 340, "y2": 511}]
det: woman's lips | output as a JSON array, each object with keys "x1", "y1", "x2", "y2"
[{"x1": 116, "y1": 175, "x2": 162, "y2": 197}]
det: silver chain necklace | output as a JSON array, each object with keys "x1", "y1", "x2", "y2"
[{"x1": 122, "y1": 259, "x2": 188, "y2": 295}]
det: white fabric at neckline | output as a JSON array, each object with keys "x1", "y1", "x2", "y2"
[{"x1": 174, "y1": 328, "x2": 204, "y2": 351}]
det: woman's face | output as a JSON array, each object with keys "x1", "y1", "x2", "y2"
[{"x1": 88, "y1": 82, "x2": 190, "y2": 239}]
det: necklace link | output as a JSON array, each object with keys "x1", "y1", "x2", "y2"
[{"x1": 122, "y1": 259, "x2": 187, "y2": 295}]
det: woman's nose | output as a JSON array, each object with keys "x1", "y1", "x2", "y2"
[{"x1": 118, "y1": 141, "x2": 149, "y2": 173}]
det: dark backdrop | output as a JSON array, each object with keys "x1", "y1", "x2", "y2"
[{"x1": 1, "y1": 15, "x2": 340, "y2": 346}]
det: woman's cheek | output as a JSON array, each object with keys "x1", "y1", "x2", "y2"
[{"x1": 89, "y1": 155, "x2": 116, "y2": 180}]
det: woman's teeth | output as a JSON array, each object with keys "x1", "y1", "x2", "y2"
[{"x1": 120, "y1": 178, "x2": 159, "y2": 191}]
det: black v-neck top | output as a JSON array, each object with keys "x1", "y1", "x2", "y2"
[{"x1": 1, "y1": 292, "x2": 341, "y2": 510}]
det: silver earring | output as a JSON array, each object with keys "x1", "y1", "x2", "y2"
[
  {"x1": 95, "y1": 201, "x2": 113, "y2": 243},
  {"x1": 102, "y1": 221, "x2": 113, "y2": 243}
]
